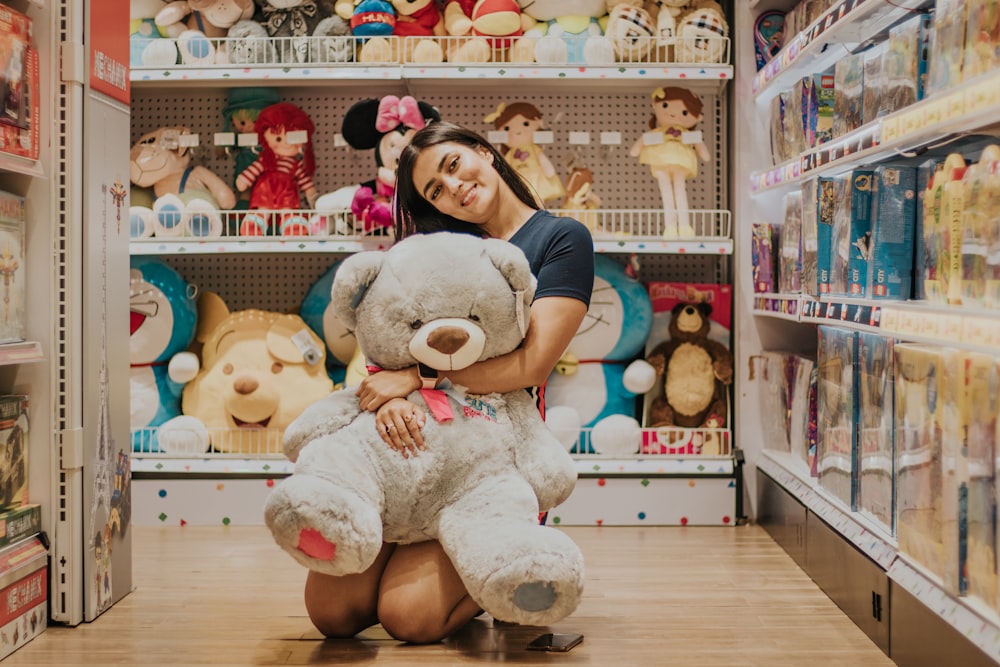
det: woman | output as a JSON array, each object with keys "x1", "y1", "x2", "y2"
[{"x1": 304, "y1": 121, "x2": 594, "y2": 644}]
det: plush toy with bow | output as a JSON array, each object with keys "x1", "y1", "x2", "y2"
[
  {"x1": 629, "y1": 86, "x2": 709, "y2": 238},
  {"x1": 340, "y1": 96, "x2": 441, "y2": 231},
  {"x1": 265, "y1": 232, "x2": 584, "y2": 626},
  {"x1": 485, "y1": 101, "x2": 564, "y2": 204},
  {"x1": 236, "y1": 102, "x2": 318, "y2": 236}
]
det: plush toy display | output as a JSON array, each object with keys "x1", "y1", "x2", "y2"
[
  {"x1": 561, "y1": 166, "x2": 601, "y2": 232},
  {"x1": 391, "y1": 0, "x2": 446, "y2": 63},
  {"x1": 298, "y1": 259, "x2": 359, "y2": 386},
  {"x1": 129, "y1": 126, "x2": 237, "y2": 239},
  {"x1": 177, "y1": 293, "x2": 334, "y2": 454},
  {"x1": 340, "y1": 96, "x2": 441, "y2": 231},
  {"x1": 511, "y1": 0, "x2": 612, "y2": 65},
  {"x1": 130, "y1": 0, "x2": 179, "y2": 67},
  {"x1": 265, "y1": 232, "x2": 584, "y2": 626},
  {"x1": 444, "y1": 0, "x2": 522, "y2": 62},
  {"x1": 648, "y1": 0, "x2": 691, "y2": 49},
  {"x1": 605, "y1": 1, "x2": 656, "y2": 62},
  {"x1": 227, "y1": 2, "x2": 353, "y2": 64},
  {"x1": 544, "y1": 254, "x2": 653, "y2": 454},
  {"x1": 645, "y1": 301, "x2": 732, "y2": 428},
  {"x1": 236, "y1": 102, "x2": 318, "y2": 236},
  {"x1": 630, "y1": 86, "x2": 709, "y2": 238},
  {"x1": 220, "y1": 87, "x2": 281, "y2": 213},
  {"x1": 484, "y1": 101, "x2": 565, "y2": 204},
  {"x1": 129, "y1": 258, "x2": 199, "y2": 452},
  {"x1": 674, "y1": 0, "x2": 728, "y2": 64},
  {"x1": 154, "y1": 0, "x2": 256, "y2": 64}
]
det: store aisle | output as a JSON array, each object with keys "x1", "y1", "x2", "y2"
[{"x1": 7, "y1": 524, "x2": 891, "y2": 666}]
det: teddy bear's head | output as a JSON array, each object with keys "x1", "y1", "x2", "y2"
[
  {"x1": 331, "y1": 232, "x2": 535, "y2": 374},
  {"x1": 129, "y1": 127, "x2": 194, "y2": 188},
  {"x1": 668, "y1": 301, "x2": 712, "y2": 342}
]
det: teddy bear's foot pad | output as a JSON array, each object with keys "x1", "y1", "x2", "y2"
[{"x1": 513, "y1": 581, "x2": 557, "y2": 612}]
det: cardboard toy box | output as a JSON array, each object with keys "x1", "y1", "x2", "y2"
[
  {"x1": 0, "y1": 5, "x2": 36, "y2": 161},
  {"x1": 0, "y1": 535, "x2": 47, "y2": 660},
  {"x1": 0, "y1": 395, "x2": 27, "y2": 509},
  {"x1": 868, "y1": 165, "x2": 917, "y2": 300},
  {"x1": 829, "y1": 170, "x2": 873, "y2": 297},
  {"x1": 0, "y1": 190, "x2": 25, "y2": 343},
  {"x1": 857, "y1": 333, "x2": 894, "y2": 534},
  {"x1": 816, "y1": 326, "x2": 857, "y2": 510}
]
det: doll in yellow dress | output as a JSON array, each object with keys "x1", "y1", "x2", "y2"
[
  {"x1": 630, "y1": 86, "x2": 710, "y2": 238},
  {"x1": 484, "y1": 102, "x2": 565, "y2": 204}
]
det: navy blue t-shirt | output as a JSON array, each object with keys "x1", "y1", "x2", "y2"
[{"x1": 508, "y1": 210, "x2": 594, "y2": 307}]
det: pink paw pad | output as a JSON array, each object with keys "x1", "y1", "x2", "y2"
[{"x1": 297, "y1": 528, "x2": 336, "y2": 560}]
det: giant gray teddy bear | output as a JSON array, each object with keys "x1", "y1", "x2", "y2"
[{"x1": 264, "y1": 231, "x2": 585, "y2": 626}]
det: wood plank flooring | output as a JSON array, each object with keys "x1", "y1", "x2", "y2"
[{"x1": 4, "y1": 524, "x2": 894, "y2": 666}]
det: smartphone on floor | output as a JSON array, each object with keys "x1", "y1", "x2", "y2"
[{"x1": 526, "y1": 633, "x2": 584, "y2": 652}]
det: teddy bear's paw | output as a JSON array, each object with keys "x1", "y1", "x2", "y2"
[
  {"x1": 512, "y1": 581, "x2": 557, "y2": 612},
  {"x1": 130, "y1": 206, "x2": 156, "y2": 239},
  {"x1": 152, "y1": 194, "x2": 188, "y2": 237},
  {"x1": 177, "y1": 30, "x2": 216, "y2": 65}
]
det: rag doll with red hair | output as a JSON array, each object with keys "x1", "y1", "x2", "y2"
[{"x1": 236, "y1": 102, "x2": 319, "y2": 236}]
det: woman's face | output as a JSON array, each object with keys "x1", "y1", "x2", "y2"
[
  {"x1": 411, "y1": 141, "x2": 500, "y2": 223},
  {"x1": 653, "y1": 98, "x2": 701, "y2": 129}
]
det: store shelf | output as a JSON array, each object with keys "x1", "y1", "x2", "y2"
[
  {"x1": 0, "y1": 341, "x2": 43, "y2": 365},
  {"x1": 757, "y1": 449, "x2": 897, "y2": 569},
  {"x1": 131, "y1": 456, "x2": 293, "y2": 476},
  {"x1": 0, "y1": 152, "x2": 44, "y2": 179},
  {"x1": 751, "y1": 67, "x2": 1000, "y2": 193},
  {"x1": 129, "y1": 236, "x2": 391, "y2": 255},
  {"x1": 130, "y1": 64, "x2": 402, "y2": 87},
  {"x1": 752, "y1": 0, "x2": 928, "y2": 103}
]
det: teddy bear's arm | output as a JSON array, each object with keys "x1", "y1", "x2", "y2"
[
  {"x1": 702, "y1": 339, "x2": 734, "y2": 384},
  {"x1": 282, "y1": 388, "x2": 362, "y2": 462},
  {"x1": 505, "y1": 392, "x2": 578, "y2": 511},
  {"x1": 190, "y1": 166, "x2": 236, "y2": 210}
]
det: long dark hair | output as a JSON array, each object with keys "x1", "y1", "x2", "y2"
[{"x1": 393, "y1": 122, "x2": 540, "y2": 241}]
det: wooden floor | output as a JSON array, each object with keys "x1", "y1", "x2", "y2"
[{"x1": 5, "y1": 524, "x2": 893, "y2": 666}]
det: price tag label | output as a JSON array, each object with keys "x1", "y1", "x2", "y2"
[
  {"x1": 178, "y1": 133, "x2": 199, "y2": 148},
  {"x1": 568, "y1": 131, "x2": 590, "y2": 145},
  {"x1": 599, "y1": 131, "x2": 622, "y2": 145},
  {"x1": 918, "y1": 312, "x2": 942, "y2": 338},
  {"x1": 880, "y1": 307, "x2": 898, "y2": 332},
  {"x1": 534, "y1": 130, "x2": 554, "y2": 144},
  {"x1": 487, "y1": 130, "x2": 508, "y2": 145},
  {"x1": 881, "y1": 116, "x2": 898, "y2": 144},
  {"x1": 898, "y1": 309, "x2": 920, "y2": 335},
  {"x1": 333, "y1": 133, "x2": 348, "y2": 148},
  {"x1": 237, "y1": 132, "x2": 259, "y2": 147},
  {"x1": 924, "y1": 100, "x2": 945, "y2": 128},
  {"x1": 287, "y1": 130, "x2": 308, "y2": 145},
  {"x1": 681, "y1": 130, "x2": 703, "y2": 145},
  {"x1": 642, "y1": 131, "x2": 664, "y2": 146},
  {"x1": 940, "y1": 314, "x2": 962, "y2": 342},
  {"x1": 214, "y1": 132, "x2": 235, "y2": 146},
  {"x1": 943, "y1": 91, "x2": 966, "y2": 123},
  {"x1": 963, "y1": 316, "x2": 989, "y2": 346}
]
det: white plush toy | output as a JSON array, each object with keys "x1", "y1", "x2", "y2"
[{"x1": 265, "y1": 232, "x2": 585, "y2": 626}]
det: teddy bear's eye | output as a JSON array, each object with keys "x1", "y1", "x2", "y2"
[
  {"x1": 271, "y1": 362, "x2": 283, "y2": 374},
  {"x1": 223, "y1": 363, "x2": 234, "y2": 375},
  {"x1": 410, "y1": 320, "x2": 423, "y2": 330}
]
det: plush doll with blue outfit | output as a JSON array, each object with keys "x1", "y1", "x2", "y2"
[
  {"x1": 544, "y1": 254, "x2": 654, "y2": 454},
  {"x1": 129, "y1": 257, "x2": 199, "y2": 452}
]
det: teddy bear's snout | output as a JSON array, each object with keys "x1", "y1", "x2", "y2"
[
  {"x1": 233, "y1": 376, "x2": 259, "y2": 395},
  {"x1": 427, "y1": 327, "x2": 469, "y2": 356}
]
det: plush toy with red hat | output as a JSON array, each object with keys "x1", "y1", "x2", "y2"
[
  {"x1": 444, "y1": 0, "x2": 522, "y2": 62},
  {"x1": 235, "y1": 102, "x2": 318, "y2": 237}
]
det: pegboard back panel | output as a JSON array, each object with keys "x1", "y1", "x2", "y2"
[{"x1": 130, "y1": 86, "x2": 729, "y2": 212}]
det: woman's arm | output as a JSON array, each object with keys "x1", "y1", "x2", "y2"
[{"x1": 355, "y1": 295, "x2": 587, "y2": 407}]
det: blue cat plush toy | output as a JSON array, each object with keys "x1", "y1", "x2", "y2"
[{"x1": 129, "y1": 257, "x2": 199, "y2": 452}]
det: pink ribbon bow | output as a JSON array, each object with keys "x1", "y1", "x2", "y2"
[{"x1": 375, "y1": 95, "x2": 427, "y2": 134}]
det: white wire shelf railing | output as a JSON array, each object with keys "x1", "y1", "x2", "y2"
[{"x1": 128, "y1": 207, "x2": 732, "y2": 255}]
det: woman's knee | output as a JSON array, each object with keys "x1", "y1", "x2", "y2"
[
  {"x1": 378, "y1": 597, "x2": 449, "y2": 644},
  {"x1": 303, "y1": 570, "x2": 379, "y2": 638}
]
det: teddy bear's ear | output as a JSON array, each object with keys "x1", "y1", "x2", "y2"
[
  {"x1": 267, "y1": 314, "x2": 325, "y2": 365},
  {"x1": 330, "y1": 250, "x2": 385, "y2": 330},
  {"x1": 697, "y1": 301, "x2": 713, "y2": 318},
  {"x1": 481, "y1": 237, "x2": 535, "y2": 336}
]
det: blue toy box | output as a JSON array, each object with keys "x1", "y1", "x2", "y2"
[{"x1": 868, "y1": 165, "x2": 917, "y2": 300}]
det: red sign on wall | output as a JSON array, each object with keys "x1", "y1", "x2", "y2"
[{"x1": 89, "y1": 0, "x2": 129, "y2": 104}]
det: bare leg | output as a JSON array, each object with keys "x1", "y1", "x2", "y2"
[
  {"x1": 377, "y1": 540, "x2": 482, "y2": 644},
  {"x1": 671, "y1": 169, "x2": 694, "y2": 236},
  {"x1": 304, "y1": 542, "x2": 396, "y2": 638},
  {"x1": 654, "y1": 169, "x2": 679, "y2": 237}
]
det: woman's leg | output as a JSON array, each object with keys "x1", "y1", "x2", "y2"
[
  {"x1": 304, "y1": 542, "x2": 396, "y2": 638},
  {"x1": 377, "y1": 540, "x2": 482, "y2": 644}
]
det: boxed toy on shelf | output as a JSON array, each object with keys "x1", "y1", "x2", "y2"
[
  {"x1": 925, "y1": 0, "x2": 970, "y2": 98},
  {"x1": 752, "y1": 223, "x2": 776, "y2": 293},
  {"x1": 939, "y1": 349, "x2": 968, "y2": 597},
  {"x1": 816, "y1": 326, "x2": 857, "y2": 510},
  {"x1": 960, "y1": 145, "x2": 1000, "y2": 307},
  {"x1": 857, "y1": 333, "x2": 894, "y2": 534},
  {"x1": 881, "y1": 12, "x2": 931, "y2": 116},
  {"x1": 790, "y1": 356, "x2": 818, "y2": 476},
  {"x1": 832, "y1": 52, "x2": 864, "y2": 139},
  {"x1": 861, "y1": 43, "x2": 886, "y2": 125},
  {"x1": 963, "y1": 0, "x2": 1000, "y2": 79},
  {"x1": 0, "y1": 394, "x2": 27, "y2": 509},
  {"x1": 0, "y1": 5, "x2": 37, "y2": 161},
  {"x1": 815, "y1": 176, "x2": 837, "y2": 295},
  {"x1": 0, "y1": 535, "x2": 46, "y2": 660},
  {"x1": 0, "y1": 189, "x2": 25, "y2": 343},
  {"x1": 829, "y1": 170, "x2": 873, "y2": 297},
  {"x1": 965, "y1": 352, "x2": 996, "y2": 608},
  {"x1": 779, "y1": 192, "x2": 802, "y2": 293},
  {"x1": 868, "y1": 165, "x2": 917, "y2": 300},
  {"x1": 895, "y1": 344, "x2": 945, "y2": 582},
  {"x1": 0, "y1": 502, "x2": 38, "y2": 549}
]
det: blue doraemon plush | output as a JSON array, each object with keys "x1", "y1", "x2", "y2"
[
  {"x1": 544, "y1": 254, "x2": 653, "y2": 454},
  {"x1": 300, "y1": 259, "x2": 360, "y2": 387},
  {"x1": 130, "y1": 258, "x2": 199, "y2": 452}
]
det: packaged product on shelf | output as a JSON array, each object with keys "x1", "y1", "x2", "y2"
[
  {"x1": 942, "y1": 155, "x2": 969, "y2": 305},
  {"x1": 779, "y1": 191, "x2": 802, "y2": 293},
  {"x1": 0, "y1": 535, "x2": 47, "y2": 661},
  {"x1": 0, "y1": 6, "x2": 31, "y2": 132},
  {"x1": 925, "y1": 0, "x2": 970, "y2": 97},
  {"x1": 921, "y1": 154, "x2": 966, "y2": 304},
  {"x1": 0, "y1": 190, "x2": 25, "y2": 343},
  {"x1": 832, "y1": 52, "x2": 864, "y2": 139},
  {"x1": 816, "y1": 177, "x2": 836, "y2": 295},
  {"x1": 0, "y1": 503, "x2": 39, "y2": 549},
  {"x1": 915, "y1": 158, "x2": 944, "y2": 301},
  {"x1": 769, "y1": 93, "x2": 788, "y2": 165},
  {"x1": 861, "y1": 43, "x2": 887, "y2": 125},
  {"x1": 895, "y1": 344, "x2": 945, "y2": 582},
  {"x1": 988, "y1": 160, "x2": 1000, "y2": 309},
  {"x1": 963, "y1": 0, "x2": 1000, "y2": 79},
  {"x1": 758, "y1": 352, "x2": 791, "y2": 453},
  {"x1": 939, "y1": 349, "x2": 969, "y2": 597},
  {"x1": 788, "y1": 355, "x2": 817, "y2": 472},
  {"x1": 965, "y1": 353, "x2": 996, "y2": 608},
  {"x1": 816, "y1": 327, "x2": 857, "y2": 510},
  {"x1": 800, "y1": 178, "x2": 819, "y2": 295},
  {"x1": 868, "y1": 165, "x2": 917, "y2": 300},
  {"x1": 783, "y1": 79, "x2": 809, "y2": 158},
  {"x1": 0, "y1": 394, "x2": 27, "y2": 510},
  {"x1": 829, "y1": 170, "x2": 873, "y2": 297},
  {"x1": 959, "y1": 148, "x2": 999, "y2": 307},
  {"x1": 753, "y1": 10, "x2": 785, "y2": 71},
  {"x1": 881, "y1": 12, "x2": 931, "y2": 116},
  {"x1": 752, "y1": 223, "x2": 776, "y2": 293},
  {"x1": 809, "y1": 72, "x2": 835, "y2": 146},
  {"x1": 857, "y1": 333, "x2": 894, "y2": 535},
  {"x1": 0, "y1": 43, "x2": 36, "y2": 161}
]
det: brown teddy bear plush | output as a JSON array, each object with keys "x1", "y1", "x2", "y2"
[{"x1": 646, "y1": 301, "x2": 732, "y2": 428}]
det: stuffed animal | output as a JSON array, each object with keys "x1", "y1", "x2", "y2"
[
  {"x1": 561, "y1": 166, "x2": 601, "y2": 232},
  {"x1": 604, "y1": 1, "x2": 656, "y2": 62},
  {"x1": 544, "y1": 254, "x2": 653, "y2": 454},
  {"x1": 154, "y1": 0, "x2": 256, "y2": 64},
  {"x1": 646, "y1": 0, "x2": 690, "y2": 48},
  {"x1": 484, "y1": 101, "x2": 564, "y2": 204},
  {"x1": 219, "y1": 87, "x2": 281, "y2": 214},
  {"x1": 351, "y1": 0, "x2": 398, "y2": 63},
  {"x1": 510, "y1": 0, "x2": 613, "y2": 65},
  {"x1": 227, "y1": 7, "x2": 353, "y2": 64},
  {"x1": 265, "y1": 232, "x2": 584, "y2": 626},
  {"x1": 178, "y1": 293, "x2": 334, "y2": 454},
  {"x1": 298, "y1": 258, "x2": 359, "y2": 387},
  {"x1": 390, "y1": 0, "x2": 446, "y2": 63},
  {"x1": 674, "y1": 0, "x2": 728, "y2": 64},
  {"x1": 129, "y1": 126, "x2": 237, "y2": 238},
  {"x1": 251, "y1": 0, "x2": 335, "y2": 63},
  {"x1": 630, "y1": 86, "x2": 709, "y2": 238},
  {"x1": 340, "y1": 96, "x2": 441, "y2": 231},
  {"x1": 131, "y1": 0, "x2": 180, "y2": 66},
  {"x1": 645, "y1": 301, "x2": 732, "y2": 428},
  {"x1": 444, "y1": 0, "x2": 522, "y2": 62},
  {"x1": 236, "y1": 102, "x2": 319, "y2": 236},
  {"x1": 129, "y1": 258, "x2": 199, "y2": 452}
]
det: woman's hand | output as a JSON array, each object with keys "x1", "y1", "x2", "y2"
[
  {"x1": 356, "y1": 367, "x2": 420, "y2": 412},
  {"x1": 375, "y1": 398, "x2": 426, "y2": 457}
]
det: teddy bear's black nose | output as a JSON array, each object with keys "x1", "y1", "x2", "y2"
[
  {"x1": 427, "y1": 327, "x2": 469, "y2": 355},
  {"x1": 684, "y1": 306, "x2": 696, "y2": 315}
]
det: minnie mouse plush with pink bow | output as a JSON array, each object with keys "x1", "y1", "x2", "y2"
[{"x1": 341, "y1": 95, "x2": 441, "y2": 231}]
